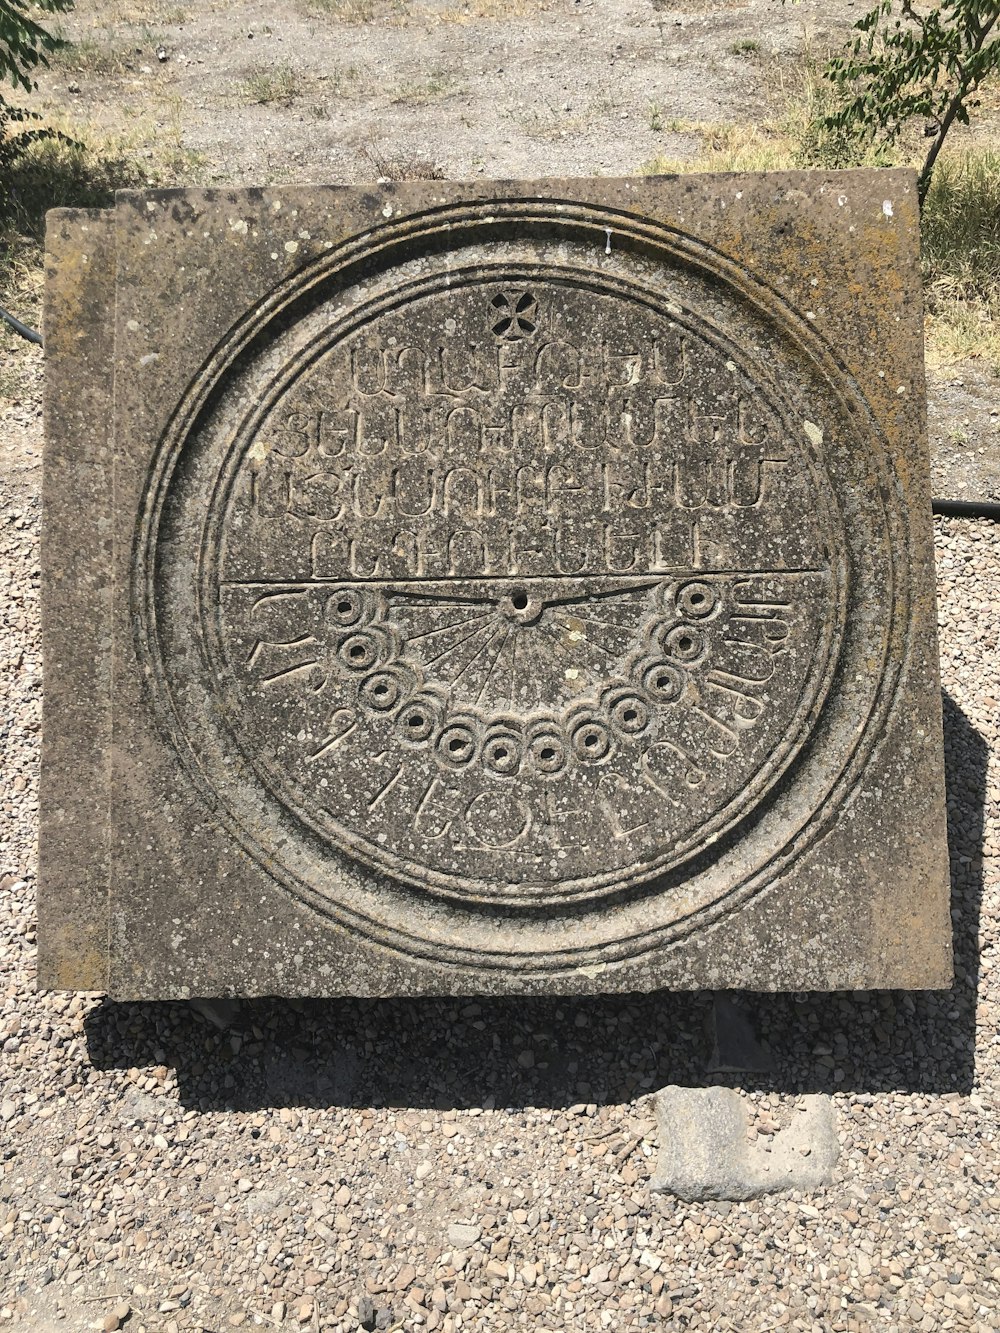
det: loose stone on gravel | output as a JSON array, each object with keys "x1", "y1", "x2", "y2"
[
  {"x1": 101, "y1": 1302, "x2": 132, "y2": 1332},
  {"x1": 446, "y1": 1224, "x2": 481, "y2": 1248},
  {"x1": 650, "y1": 1085, "x2": 840, "y2": 1201}
]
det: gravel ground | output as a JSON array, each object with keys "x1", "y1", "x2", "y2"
[{"x1": 0, "y1": 433, "x2": 999, "y2": 1331}]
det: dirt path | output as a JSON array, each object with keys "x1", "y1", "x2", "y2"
[{"x1": 37, "y1": 0, "x2": 845, "y2": 184}]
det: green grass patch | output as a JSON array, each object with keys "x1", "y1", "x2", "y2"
[
  {"x1": 922, "y1": 149, "x2": 1000, "y2": 304},
  {"x1": 922, "y1": 149, "x2": 1000, "y2": 373},
  {"x1": 0, "y1": 125, "x2": 141, "y2": 331},
  {"x1": 0, "y1": 104, "x2": 205, "y2": 323},
  {"x1": 1, "y1": 124, "x2": 144, "y2": 244},
  {"x1": 236, "y1": 65, "x2": 301, "y2": 106},
  {"x1": 49, "y1": 37, "x2": 136, "y2": 78}
]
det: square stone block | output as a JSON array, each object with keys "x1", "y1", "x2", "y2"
[{"x1": 39, "y1": 171, "x2": 952, "y2": 997}]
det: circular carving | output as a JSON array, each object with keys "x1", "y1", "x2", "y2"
[
  {"x1": 436, "y1": 720, "x2": 480, "y2": 769},
  {"x1": 483, "y1": 726, "x2": 523, "y2": 776},
  {"x1": 569, "y1": 713, "x2": 614, "y2": 764},
  {"x1": 604, "y1": 688, "x2": 652, "y2": 738},
  {"x1": 396, "y1": 694, "x2": 441, "y2": 746},
  {"x1": 526, "y1": 723, "x2": 569, "y2": 778},
  {"x1": 326, "y1": 587, "x2": 367, "y2": 628},
  {"x1": 359, "y1": 669, "x2": 407, "y2": 715},
  {"x1": 137, "y1": 200, "x2": 907, "y2": 972},
  {"x1": 675, "y1": 581, "x2": 718, "y2": 619},
  {"x1": 339, "y1": 631, "x2": 382, "y2": 672},
  {"x1": 660, "y1": 624, "x2": 707, "y2": 666},
  {"x1": 642, "y1": 660, "x2": 684, "y2": 703}
]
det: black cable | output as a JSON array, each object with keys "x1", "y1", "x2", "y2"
[
  {"x1": 0, "y1": 305, "x2": 42, "y2": 346},
  {"x1": 932, "y1": 497, "x2": 1000, "y2": 521}
]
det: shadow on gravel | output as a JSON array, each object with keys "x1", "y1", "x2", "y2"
[{"x1": 83, "y1": 692, "x2": 986, "y2": 1111}]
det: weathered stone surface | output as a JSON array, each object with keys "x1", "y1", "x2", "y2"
[
  {"x1": 650, "y1": 1085, "x2": 839, "y2": 1201},
  {"x1": 38, "y1": 208, "x2": 116, "y2": 992},
  {"x1": 39, "y1": 172, "x2": 951, "y2": 997}
]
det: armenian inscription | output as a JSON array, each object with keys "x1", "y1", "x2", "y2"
[{"x1": 40, "y1": 178, "x2": 952, "y2": 995}]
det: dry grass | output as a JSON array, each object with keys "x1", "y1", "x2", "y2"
[
  {"x1": 235, "y1": 65, "x2": 302, "y2": 107},
  {"x1": 49, "y1": 26, "x2": 175, "y2": 78},
  {"x1": 305, "y1": 0, "x2": 409, "y2": 21},
  {"x1": 922, "y1": 149, "x2": 1000, "y2": 374},
  {"x1": 0, "y1": 104, "x2": 205, "y2": 321},
  {"x1": 430, "y1": 0, "x2": 543, "y2": 20},
  {"x1": 389, "y1": 72, "x2": 464, "y2": 104},
  {"x1": 74, "y1": 0, "x2": 188, "y2": 20},
  {"x1": 643, "y1": 121, "x2": 793, "y2": 176},
  {"x1": 650, "y1": 0, "x2": 749, "y2": 9},
  {"x1": 303, "y1": 0, "x2": 540, "y2": 20},
  {"x1": 359, "y1": 138, "x2": 445, "y2": 180},
  {"x1": 0, "y1": 235, "x2": 42, "y2": 354},
  {"x1": 925, "y1": 300, "x2": 1000, "y2": 375},
  {"x1": 49, "y1": 37, "x2": 136, "y2": 78}
]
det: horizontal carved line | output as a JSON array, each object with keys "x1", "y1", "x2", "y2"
[{"x1": 219, "y1": 568, "x2": 829, "y2": 586}]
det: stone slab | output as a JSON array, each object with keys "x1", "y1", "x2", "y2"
[
  {"x1": 650, "y1": 1085, "x2": 840, "y2": 1201},
  {"x1": 39, "y1": 171, "x2": 952, "y2": 997}
]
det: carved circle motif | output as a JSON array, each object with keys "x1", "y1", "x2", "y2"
[{"x1": 138, "y1": 200, "x2": 908, "y2": 972}]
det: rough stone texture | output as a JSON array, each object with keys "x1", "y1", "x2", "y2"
[
  {"x1": 39, "y1": 171, "x2": 950, "y2": 997},
  {"x1": 650, "y1": 1085, "x2": 840, "y2": 1201}
]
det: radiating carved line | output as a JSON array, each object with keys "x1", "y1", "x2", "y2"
[
  {"x1": 519, "y1": 631, "x2": 548, "y2": 709},
  {"x1": 475, "y1": 626, "x2": 512, "y2": 704},
  {"x1": 423, "y1": 617, "x2": 499, "y2": 667},
  {"x1": 449, "y1": 623, "x2": 508, "y2": 685},
  {"x1": 543, "y1": 581, "x2": 661, "y2": 609},
  {"x1": 546, "y1": 617, "x2": 621, "y2": 668},
  {"x1": 401, "y1": 610, "x2": 493, "y2": 643},
  {"x1": 396, "y1": 602, "x2": 494, "y2": 621},
  {"x1": 389, "y1": 587, "x2": 493, "y2": 605},
  {"x1": 435, "y1": 622, "x2": 505, "y2": 681},
  {"x1": 537, "y1": 619, "x2": 608, "y2": 676},
  {"x1": 507, "y1": 629, "x2": 519, "y2": 708},
  {"x1": 549, "y1": 613, "x2": 622, "y2": 658},
  {"x1": 568, "y1": 608, "x2": 646, "y2": 637},
  {"x1": 483, "y1": 627, "x2": 517, "y2": 705},
  {"x1": 563, "y1": 621, "x2": 637, "y2": 660}
]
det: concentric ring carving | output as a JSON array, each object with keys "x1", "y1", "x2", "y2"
[{"x1": 135, "y1": 200, "x2": 909, "y2": 971}]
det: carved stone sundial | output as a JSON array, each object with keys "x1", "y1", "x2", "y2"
[
  {"x1": 39, "y1": 178, "x2": 951, "y2": 994},
  {"x1": 163, "y1": 236, "x2": 844, "y2": 921}
]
